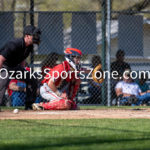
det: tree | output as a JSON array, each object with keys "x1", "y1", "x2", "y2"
[
  {"x1": 122, "y1": 0, "x2": 150, "y2": 13},
  {"x1": 0, "y1": 0, "x2": 4, "y2": 11},
  {"x1": 112, "y1": 0, "x2": 150, "y2": 19},
  {"x1": 11, "y1": 0, "x2": 16, "y2": 11}
]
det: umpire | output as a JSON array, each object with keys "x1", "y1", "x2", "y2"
[{"x1": 0, "y1": 25, "x2": 41, "y2": 110}]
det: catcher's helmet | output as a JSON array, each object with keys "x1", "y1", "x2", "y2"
[{"x1": 64, "y1": 48, "x2": 82, "y2": 71}]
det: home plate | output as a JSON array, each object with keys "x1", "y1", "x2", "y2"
[{"x1": 36, "y1": 111, "x2": 65, "y2": 115}]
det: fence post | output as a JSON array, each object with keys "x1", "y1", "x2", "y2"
[
  {"x1": 23, "y1": 13, "x2": 26, "y2": 29},
  {"x1": 30, "y1": 0, "x2": 34, "y2": 70},
  {"x1": 106, "y1": 0, "x2": 111, "y2": 106},
  {"x1": 101, "y1": 0, "x2": 107, "y2": 105}
]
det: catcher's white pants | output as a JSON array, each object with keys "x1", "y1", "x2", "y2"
[{"x1": 40, "y1": 83, "x2": 61, "y2": 101}]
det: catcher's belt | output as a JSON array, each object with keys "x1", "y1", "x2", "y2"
[{"x1": 92, "y1": 64, "x2": 104, "y2": 84}]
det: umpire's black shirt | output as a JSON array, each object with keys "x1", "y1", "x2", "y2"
[{"x1": 0, "y1": 38, "x2": 33, "y2": 68}]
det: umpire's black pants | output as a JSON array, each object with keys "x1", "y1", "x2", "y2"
[{"x1": 0, "y1": 65, "x2": 38, "y2": 108}]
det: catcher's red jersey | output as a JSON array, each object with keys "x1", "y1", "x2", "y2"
[{"x1": 41, "y1": 61, "x2": 75, "y2": 87}]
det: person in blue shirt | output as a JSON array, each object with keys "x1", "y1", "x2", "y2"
[{"x1": 136, "y1": 74, "x2": 150, "y2": 93}]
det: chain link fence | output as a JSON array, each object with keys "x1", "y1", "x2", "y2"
[
  {"x1": 110, "y1": 11, "x2": 150, "y2": 106},
  {"x1": 1, "y1": 0, "x2": 150, "y2": 107}
]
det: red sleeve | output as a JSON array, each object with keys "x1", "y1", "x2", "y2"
[
  {"x1": 42, "y1": 63, "x2": 64, "y2": 85},
  {"x1": 25, "y1": 67, "x2": 30, "y2": 72},
  {"x1": 7, "y1": 79, "x2": 18, "y2": 96},
  {"x1": 51, "y1": 64, "x2": 64, "y2": 83},
  {"x1": 9, "y1": 79, "x2": 17, "y2": 84}
]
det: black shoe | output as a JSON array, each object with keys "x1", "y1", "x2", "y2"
[{"x1": 25, "y1": 105, "x2": 33, "y2": 110}]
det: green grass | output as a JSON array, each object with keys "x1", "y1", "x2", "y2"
[{"x1": 1, "y1": 119, "x2": 150, "y2": 150}]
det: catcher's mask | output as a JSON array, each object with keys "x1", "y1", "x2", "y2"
[
  {"x1": 64, "y1": 48, "x2": 82, "y2": 71},
  {"x1": 92, "y1": 64, "x2": 104, "y2": 84},
  {"x1": 32, "y1": 28, "x2": 41, "y2": 52},
  {"x1": 33, "y1": 28, "x2": 41, "y2": 45}
]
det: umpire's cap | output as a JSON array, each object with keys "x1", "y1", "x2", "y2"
[
  {"x1": 23, "y1": 25, "x2": 41, "y2": 44},
  {"x1": 23, "y1": 25, "x2": 36, "y2": 36}
]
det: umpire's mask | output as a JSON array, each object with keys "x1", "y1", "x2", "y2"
[{"x1": 33, "y1": 28, "x2": 41, "y2": 53}]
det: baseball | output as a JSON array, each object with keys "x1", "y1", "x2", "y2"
[{"x1": 13, "y1": 109, "x2": 19, "y2": 114}]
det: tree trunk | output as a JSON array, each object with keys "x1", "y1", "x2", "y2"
[
  {"x1": 11, "y1": 0, "x2": 16, "y2": 11},
  {"x1": 113, "y1": 0, "x2": 150, "y2": 19},
  {"x1": 1, "y1": 0, "x2": 4, "y2": 11}
]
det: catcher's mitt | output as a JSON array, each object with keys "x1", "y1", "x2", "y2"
[{"x1": 92, "y1": 64, "x2": 104, "y2": 84}]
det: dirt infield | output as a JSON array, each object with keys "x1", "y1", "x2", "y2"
[{"x1": 1, "y1": 108, "x2": 150, "y2": 119}]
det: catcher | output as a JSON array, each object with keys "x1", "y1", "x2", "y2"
[{"x1": 32, "y1": 48, "x2": 82, "y2": 110}]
